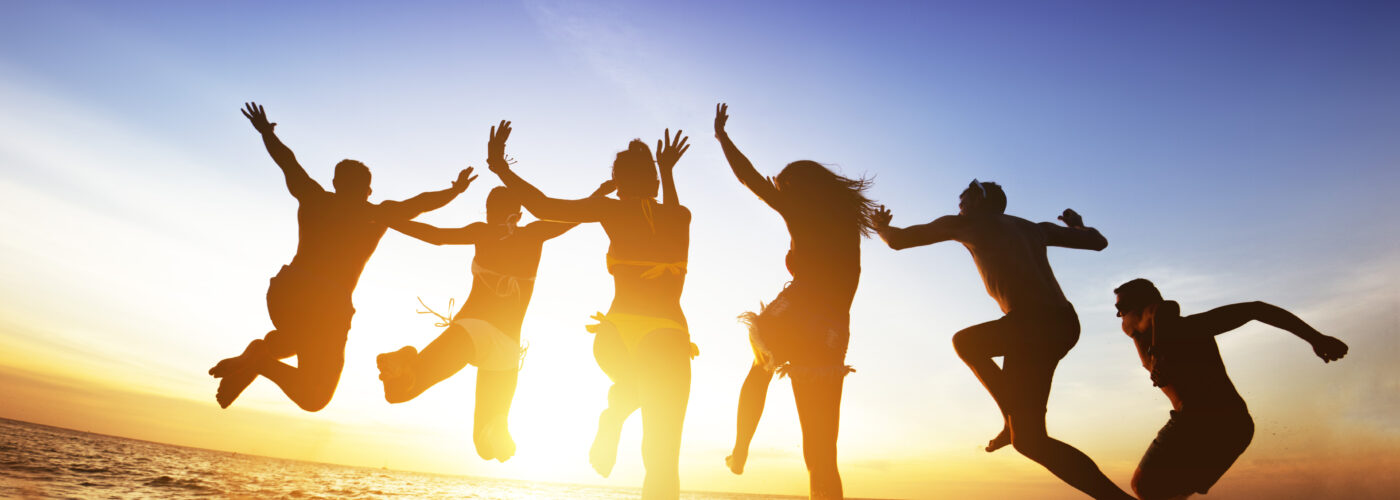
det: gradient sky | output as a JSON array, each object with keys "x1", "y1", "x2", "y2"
[{"x1": 1, "y1": 1, "x2": 1397, "y2": 498}]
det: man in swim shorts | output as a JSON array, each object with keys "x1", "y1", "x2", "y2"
[
  {"x1": 876, "y1": 180, "x2": 1134, "y2": 499},
  {"x1": 1113, "y1": 278, "x2": 1348, "y2": 499},
  {"x1": 208, "y1": 102, "x2": 476, "y2": 412}
]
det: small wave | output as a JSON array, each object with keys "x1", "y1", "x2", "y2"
[
  {"x1": 2, "y1": 464, "x2": 60, "y2": 474},
  {"x1": 68, "y1": 466, "x2": 110, "y2": 474},
  {"x1": 143, "y1": 475, "x2": 220, "y2": 493}
]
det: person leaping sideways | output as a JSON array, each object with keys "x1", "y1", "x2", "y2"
[
  {"x1": 875, "y1": 181, "x2": 1134, "y2": 499},
  {"x1": 377, "y1": 174, "x2": 614, "y2": 461},
  {"x1": 209, "y1": 102, "x2": 475, "y2": 412},
  {"x1": 1112, "y1": 278, "x2": 1347, "y2": 499}
]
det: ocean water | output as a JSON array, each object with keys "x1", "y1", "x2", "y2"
[{"x1": 0, "y1": 418, "x2": 797, "y2": 499}]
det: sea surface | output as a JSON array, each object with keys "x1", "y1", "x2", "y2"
[{"x1": 0, "y1": 418, "x2": 798, "y2": 499}]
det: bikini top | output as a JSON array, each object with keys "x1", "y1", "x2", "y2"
[{"x1": 472, "y1": 259, "x2": 536, "y2": 298}]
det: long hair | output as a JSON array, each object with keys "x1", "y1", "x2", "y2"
[
  {"x1": 611, "y1": 140, "x2": 658, "y2": 199},
  {"x1": 775, "y1": 160, "x2": 879, "y2": 237}
]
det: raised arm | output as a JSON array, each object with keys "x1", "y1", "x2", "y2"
[
  {"x1": 656, "y1": 129, "x2": 690, "y2": 206},
  {"x1": 874, "y1": 205, "x2": 962, "y2": 250},
  {"x1": 242, "y1": 102, "x2": 325, "y2": 200},
  {"x1": 390, "y1": 220, "x2": 502, "y2": 246},
  {"x1": 1188, "y1": 301, "x2": 1349, "y2": 362},
  {"x1": 714, "y1": 103, "x2": 785, "y2": 212},
  {"x1": 1040, "y1": 209, "x2": 1108, "y2": 251},
  {"x1": 379, "y1": 167, "x2": 477, "y2": 221},
  {"x1": 486, "y1": 120, "x2": 612, "y2": 223},
  {"x1": 527, "y1": 180, "x2": 617, "y2": 240}
]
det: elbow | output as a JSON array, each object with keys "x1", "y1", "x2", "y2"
[{"x1": 1091, "y1": 238, "x2": 1108, "y2": 251}]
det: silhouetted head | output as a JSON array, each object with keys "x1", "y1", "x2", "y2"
[
  {"x1": 775, "y1": 160, "x2": 880, "y2": 236},
  {"x1": 1114, "y1": 278, "x2": 1164, "y2": 336},
  {"x1": 486, "y1": 186, "x2": 522, "y2": 225},
  {"x1": 333, "y1": 159, "x2": 372, "y2": 200},
  {"x1": 958, "y1": 179, "x2": 1006, "y2": 216},
  {"x1": 611, "y1": 140, "x2": 658, "y2": 200}
]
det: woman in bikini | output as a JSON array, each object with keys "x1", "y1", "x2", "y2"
[
  {"x1": 486, "y1": 120, "x2": 693, "y2": 500},
  {"x1": 714, "y1": 103, "x2": 878, "y2": 500},
  {"x1": 377, "y1": 176, "x2": 614, "y2": 462}
]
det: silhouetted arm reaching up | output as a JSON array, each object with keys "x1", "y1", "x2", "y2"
[
  {"x1": 391, "y1": 220, "x2": 503, "y2": 245},
  {"x1": 1040, "y1": 209, "x2": 1108, "y2": 251},
  {"x1": 714, "y1": 103, "x2": 786, "y2": 212},
  {"x1": 242, "y1": 102, "x2": 325, "y2": 201},
  {"x1": 380, "y1": 167, "x2": 477, "y2": 220},
  {"x1": 486, "y1": 120, "x2": 612, "y2": 223},
  {"x1": 656, "y1": 129, "x2": 689, "y2": 206},
  {"x1": 874, "y1": 205, "x2": 963, "y2": 250},
  {"x1": 1188, "y1": 302, "x2": 1349, "y2": 362}
]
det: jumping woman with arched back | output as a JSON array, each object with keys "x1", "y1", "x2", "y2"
[
  {"x1": 375, "y1": 175, "x2": 615, "y2": 462},
  {"x1": 715, "y1": 103, "x2": 878, "y2": 500},
  {"x1": 486, "y1": 120, "x2": 693, "y2": 500}
]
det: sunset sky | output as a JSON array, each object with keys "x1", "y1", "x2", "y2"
[{"x1": 1, "y1": 1, "x2": 1397, "y2": 498}]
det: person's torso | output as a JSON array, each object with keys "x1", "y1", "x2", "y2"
[
  {"x1": 960, "y1": 214, "x2": 1069, "y2": 313},
  {"x1": 782, "y1": 209, "x2": 861, "y2": 312},
  {"x1": 287, "y1": 194, "x2": 389, "y2": 291},
  {"x1": 458, "y1": 225, "x2": 547, "y2": 335},
  {"x1": 601, "y1": 199, "x2": 690, "y2": 325},
  {"x1": 1136, "y1": 312, "x2": 1248, "y2": 414}
]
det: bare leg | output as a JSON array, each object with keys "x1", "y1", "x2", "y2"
[
  {"x1": 211, "y1": 329, "x2": 299, "y2": 408},
  {"x1": 951, "y1": 319, "x2": 1016, "y2": 452},
  {"x1": 637, "y1": 329, "x2": 691, "y2": 500},
  {"x1": 728, "y1": 362, "x2": 773, "y2": 474},
  {"x1": 791, "y1": 373, "x2": 845, "y2": 500},
  {"x1": 378, "y1": 324, "x2": 476, "y2": 403},
  {"x1": 474, "y1": 368, "x2": 519, "y2": 462},
  {"x1": 255, "y1": 342, "x2": 345, "y2": 412},
  {"x1": 591, "y1": 378, "x2": 640, "y2": 477}
]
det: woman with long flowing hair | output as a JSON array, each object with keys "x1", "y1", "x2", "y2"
[
  {"x1": 715, "y1": 103, "x2": 878, "y2": 500},
  {"x1": 486, "y1": 120, "x2": 694, "y2": 500}
]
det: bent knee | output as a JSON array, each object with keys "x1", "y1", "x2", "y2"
[
  {"x1": 1009, "y1": 434, "x2": 1051, "y2": 458},
  {"x1": 1131, "y1": 467, "x2": 1185, "y2": 500},
  {"x1": 951, "y1": 329, "x2": 979, "y2": 360}
]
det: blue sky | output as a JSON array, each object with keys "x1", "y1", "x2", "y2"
[{"x1": 1, "y1": 1, "x2": 1397, "y2": 498}]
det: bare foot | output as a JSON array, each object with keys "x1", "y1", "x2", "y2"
[
  {"x1": 725, "y1": 449, "x2": 748, "y2": 475},
  {"x1": 589, "y1": 413, "x2": 623, "y2": 477},
  {"x1": 211, "y1": 340, "x2": 265, "y2": 409},
  {"x1": 475, "y1": 418, "x2": 516, "y2": 463},
  {"x1": 376, "y1": 346, "x2": 418, "y2": 403},
  {"x1": 986, "y1": 423, "x2": 1012, "y2": 453}
]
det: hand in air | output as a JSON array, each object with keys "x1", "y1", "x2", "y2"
[
  {"x1": 240, "y1": 102, "x2": 276, "y2": 134},
  {"x1": 487, "y1": 120, "x2": 513, "y2": 173},
  {"x1": 656, "y1": 128, "x2": 690, "y2": 172},
  {"x1": 873, "y1": 205, "x2": 893, "y2": 230},
  {"x1": 590, "y1": 180, "x2": 617, "y2": 198},
  {"x1": 1058, "y1": 208, "x2": 1085, "y2": 228},
  {"x1": 714, "y1": 103, "x2": 730, "y2": 137},
  {"x1": 1310, "y1": 334, "x2": 1349, "y2": 363},
  {"x1": 453, "y1": 167, "x2": 478, "y2": 191}
]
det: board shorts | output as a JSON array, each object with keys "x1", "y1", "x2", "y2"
[
  {"x1": 1136, "y1": 409, "x2": 1254, "y2": 496},
  {"x1": 742, "y1": 282, "x2": 854, "y2": 379},
  {"x1": 266, "y1": 265, "x2": 356, "y2": 351}
]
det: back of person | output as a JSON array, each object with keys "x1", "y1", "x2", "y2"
[
  {"x1": 462, "y1": 227, "x2": 548, "y2": 336},
  {"x1": 961, "y1": 214, "x2": 1070, "y2": 313},
  {"x1": 287, "y1": 194, "x2": 389, "y2": 292},
  {"x1": 783, "y1": 206, "x2": 861, "y2": 312},
  {"x1": 602, "y1": 198, "x2": 691, "y2": 324},
  {"x1": 1154, "y1": 312, "x2": 1249, "y2": 415}
]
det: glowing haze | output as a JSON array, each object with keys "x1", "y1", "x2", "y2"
[{"x1": 1, "y1": 1, "x2": 1397, "y2": 498}]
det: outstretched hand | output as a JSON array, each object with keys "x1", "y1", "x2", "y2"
[
  {"x1": 487, "y1": 120, "x2": 512, "y2": 173},
  {"x1": 453, "y1": 167, "x2": 478, "y2": 191},
  {"x1": 1058, "y1": 208, "x2": 1085, "y2": 228},
  {"x1": 874, "y1": 205, "x2": 893, "y2": 229},
  {"x1": 590, "y1": 180, "x2": 617, "y2": 198},
  {"x1": 656, "y1": 128, "x2": 690, "y2": 172},
  {"x1": 241, "y1": 102, "x2": 276, "y2": 134},
  {"x1": 714, "y1": 103, "x2": 730, "y2": 137},
  {"x1": 1310, "y1": 334, "x2": 1348, "y2": 363}
]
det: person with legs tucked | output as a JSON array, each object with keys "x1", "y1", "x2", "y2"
[
  {"x1": 1113, "y1": 279, "x2": 1348, "y2": 499},
  {"x1": 714, "y1": 103, "x2": 877, "y2": 500},
  {"x1": 876, "y1": 181, "x2": 1133, "y2": 499},
  {"x1": 209, "y1": 102, "x2": 474, "y2": 412},
  {"x1": 487, "y1": 120, "x2": 694, "y2": 500}
]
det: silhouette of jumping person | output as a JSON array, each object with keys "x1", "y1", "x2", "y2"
[
  {"x1": 714, "y1": 104, "x2": 876, "y2": 500},
  {"x1": 875, "y1": 181, "x2": 1134, "y2": 499},
  {"x1": 486, "y1": 120, "x2": 694, "y2": 500},
  {"x1": 209, "y1": 102, "x2": 475, "y2": 412},
  {"x1": 1113, "y1": 278, "x2": 1348, "y2": 499},
  {"x1": 375, "y1": 178, "x2": 615, "y2": 462}
]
